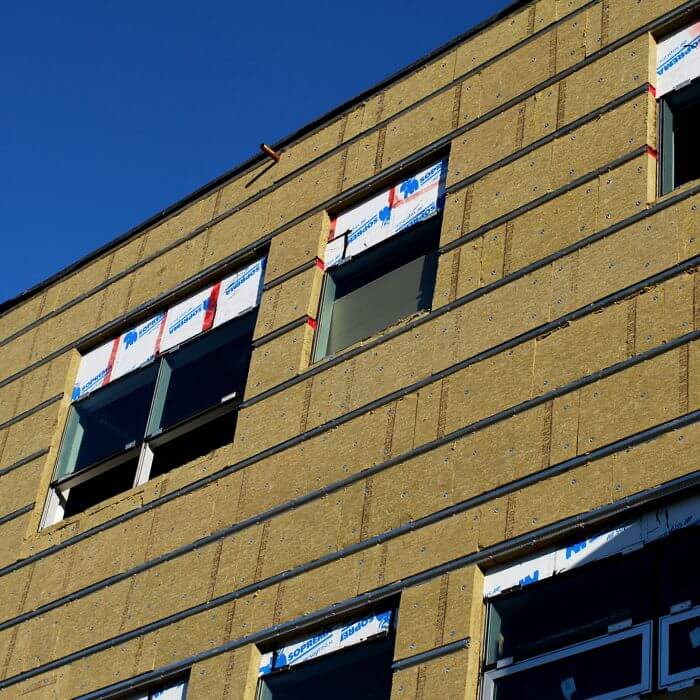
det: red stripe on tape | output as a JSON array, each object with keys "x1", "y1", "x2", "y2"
[
  {"x1": 307, "y1": 317, "x2": 318, "y2": 331},
  {"x1": 388, "y1": 186, "x2": 396, "y2": 209},
  {"x1": 316, "y1": 258, "x2": 325, "y2": 271},
  {"x1": 154, "y1": 313, "x2": 167, "y2": 355},
  {"x1": 103, "y1": 338, "x2": 120, "y2": 386},
  {"x1": 393, "y1": 180, "x2": 439, "y2": 208},
  {"x1": 648, "y1": 84, "x2": 657, "y2": 98},
  {"x1": 203, "y1": 282, "x2": 221, "y2": 331},
  {"x1": 646, "y1": 145, "x2": 659, "y2": 160}
]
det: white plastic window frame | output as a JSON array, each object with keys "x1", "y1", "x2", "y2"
[
  {"x1": 481, "y1": 622, "x2": 653, "y2": 700},
  {"x1": 659, "y1": 604, "x2": 700, "y2": 689},
  {"x1": 41, "y1": 327, "x2": 244, "y2": 529}
]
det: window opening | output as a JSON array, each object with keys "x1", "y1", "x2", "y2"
[
  {"x1": 257, "y1": 610, "x2": 395, "y2": 700},
  {"x1": 656, "y1": 22, "x2": 700, "y2": 195},
  {"x1": 481, "y1": 494, "x2": 700, "y2": 698},
  {"x1": 317, "y1": 217, "x2": 440, "y2": 359},
  {"x1": 43, "y1": 258, "x2": 265, "y2": 527},
  {"x1": 659, "y1": 79, "x2": 700, "y2": 194},
  {"x1": 314, "y1": 158, "x2": 447, "y2": 360}
]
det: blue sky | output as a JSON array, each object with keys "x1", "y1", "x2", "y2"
[{"x1": 0, "y1": 0, "x2": 511, "y2": 304}]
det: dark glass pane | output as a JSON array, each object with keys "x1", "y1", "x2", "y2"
[
  {"x1": 259, "y1": 635, "x2": 394, "y2": 700},
  {"x1": 57, "y1": 365, "x2": 158, "y2": 477},
  {"x1": 62, "y1": 458, "x2": 138, "y2": 518},
  {"x1": 491, "y1": 633, "x2": 645, "y2": 700},
  {"x1": 486, "y1": 548, "x2": 654, "y2": 664},
  {"x1": 660, "y1": 526, "x2": 700, "y2": 610},
  {"x1": 155, "y1": 312, "x2": 255, "y2": 433},
  {"x1": 149, "y1": 411, "x2": 237, "y2": 480},
  {"x1": 673, "y1": 99, "x2": 700, "y2": 190},
  {"x1": 323, "y1": 217, "x2": 440, "y2": 357},
  {"x1": 666, "y1": 80, "x2": 700, "y2": 192},
  {"x1": 667, "y1": 613, "x2": 700, "y2": 678}
]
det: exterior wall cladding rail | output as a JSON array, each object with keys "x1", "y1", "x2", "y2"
[{"x1": 5, "y1": 0, "x2": 700, "y2": 697}]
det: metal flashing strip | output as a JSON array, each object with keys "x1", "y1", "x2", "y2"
[
  {"x1": 9, "y1": 463, "x2": 700, "y2": 694},
  {"x1": 0, "y1": 503, "x2": 34, "y2": 528},
  {"x1": 448, "y1": 85, "x2": 650, "y2": 192},
  {"x1": 392, "y1": 638, "x2": 470, "y2": 671},
  {"x1": 0, "y1": 0, "x2": 595, "y2": 322},
  {"x1": 0, "y1": 394, "x2": 62, "y2": 433},
  {"x1": 0, "y1": 449, "x2": 50, "y2": 479},
  {"x1": 251, "y1": 316, "x2": 309, "y2": 349},
  {"x1": 1, "y1": 334, "x2": 698, "y2": 641},
  {"x1": 0, "y1": 0, "x2": 675, "y2": 353},
  {"x1": 0, "y1": 251, "x2": 697, "y2": 598},
  {"x1": 263, "y1": 259, "x2": 318, "y2": 291}
]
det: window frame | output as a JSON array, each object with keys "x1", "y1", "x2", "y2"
[
  {"x1": 659, "y1": 604, "x2": 700, "y2": 689},
  {"x1": 481, "y1": 622, "x2": 653, "y2": 700},
  {"x1": 42, "y1": 309, "x2": 255, "y2": 528},
  {"x1": 658, "y1": 75, "x2": 700, "y2": 195},
  {"x1": 312, "y1": 213, "x2": 442, "y2": 362},
  {"x1": 256, "y1": 608, "x2": 396, "y2": 700}
]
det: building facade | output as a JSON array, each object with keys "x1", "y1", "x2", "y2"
[{"x1": 1, "y1": 0, "x2": 700, "y2": 696}]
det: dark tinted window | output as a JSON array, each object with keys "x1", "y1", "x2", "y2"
[
  {"x1": 661, "y1": 79, "x2": 700, "y2": 194},
  {"x1": 63, "y1": 458, "x2": 139, "y2": 518},
  {"x1": 660, "y1": 527, "x2": 700, "y2": 610},
  {"x1": 486, "y1": 548, "x2": 653, "y2": 665},
  {"x1": 149, "y1": 410, "x2": 237, "y2": 479},
  {"x1": 258, "y1": 635, "x2": 394, "y2": 700},
  {"x1": 57, "y1": 364, "x2": 158, "y2": 478},
  {"x1": 153, "y1": 312, "x2": 255, "y2": 433},
  {"x1": 317, "y1": 217, "x2": 440, "y2": 359}
]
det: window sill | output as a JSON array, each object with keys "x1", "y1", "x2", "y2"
[
  {"x1": 657, "y1": 176, "x2": 700, "y2": 204},
  {"x1": 308, "y1": 307, "x2": 431, "y2": 370}
]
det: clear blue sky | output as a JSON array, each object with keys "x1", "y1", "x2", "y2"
[{"x1": 0, "y1": 0, "x2": 511, "y2": 304}]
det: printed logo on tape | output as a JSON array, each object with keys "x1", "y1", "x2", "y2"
[
  {"x1": 160, "y1": 286, "x2": 215, "y2": 352},
  {"x1": 72, "y1": 341, "x2": 116, "y2": 401},
  {"x1": 657, "y1": 22, "x2": 700, "y2": 97},
  {"x1": 213, "y1": 258, "x2": 265, "y2": 328},
  {"x1": 111, "y1": 312, "x2": 165, "y2": 381},
  {"x1": 261, "y1": 610, "x2": 393, "y2": 675}
]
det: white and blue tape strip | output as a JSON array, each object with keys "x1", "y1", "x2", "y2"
[
  {"x1": 259, "y1": 610, "x2": 393, "y2": 676},
  {"x1": 483, "y1": 492, "x2": 700, "y2": 598},
  {"x1": 72, "y1": 257, "x2": 265, "y2": 402},
  {"x1": 325, "y1": 158, "x2": 447, "y2": 269},
  {"x1": 656, "y1": 21, "x2": 700, "y2": 97}
]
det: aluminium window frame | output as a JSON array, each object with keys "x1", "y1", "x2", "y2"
[
  {"x1": 658, "y1": 75, "x2": 700, "y2": 196},
  {"x1": 481, "y1": 622, "x2": 653, "y2": 700},
  {"x1": 41, "y1": 314, "x2": 251, "y2": 528},
  {"x1": 659, "y1": 604, "x2": 700, "y2": 689},
  {"x1": 312, "y1": 215, "x2": 442, "y2": 362}
]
